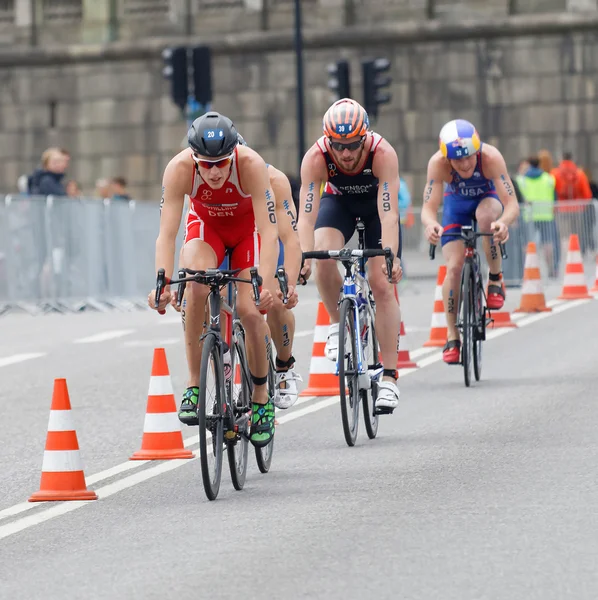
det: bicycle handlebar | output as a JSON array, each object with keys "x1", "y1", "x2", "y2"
[
  {"x1": 429, "y1": 231, "x2": 507, "y2": 261},
  {"x1": 301, "y1": 247, "x2": 395, "y2": 283}
]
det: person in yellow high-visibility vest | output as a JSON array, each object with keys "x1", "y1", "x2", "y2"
[{"x1": 517, "y1": 156, "x2": 560, "y2": 278}]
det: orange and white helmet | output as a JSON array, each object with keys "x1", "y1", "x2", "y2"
[{"x1": 323, "y1": 98, "x2": 370, "y2": 140}]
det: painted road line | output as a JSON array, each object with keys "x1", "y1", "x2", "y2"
[
  {"x1": 123, "y1": 338, "x2": 180, "y2": 348},
  {"x1": 0, "y1": 295, "x2": 591, "y2": 540},
  {"x1": 0, "y1": 353, "x2": 46, "y2": 368},
  {"x1": 74, "y1": 330, "x2": 135, "y2": 344}
]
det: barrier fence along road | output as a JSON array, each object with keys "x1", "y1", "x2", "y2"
[{"x1": 0, "y1": 194, "x2": 596, "y2": 316}]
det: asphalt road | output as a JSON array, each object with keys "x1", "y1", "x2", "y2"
[{"x1": 0, "y1": 277, "x2": 597, "y2": 599}]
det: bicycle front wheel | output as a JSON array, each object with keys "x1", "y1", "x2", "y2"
[
  {"x1": 255, "y1": 343, "x2": 275, "y2": 474},
  {"x1": 227, "y1": 324, "x2": 250, "y2": 491},
  {"x1": 473, "y1": 271, "x2": 484, "y2": 382},
  {"x1": 361, "y1": 302, "x2": 379, "y2": 440},
  {"x1": 338, "y1": 297, "x2": 360, "y2": 446},
  {"x1": 460, "y1": 263, "x2": 474, "y2": 388},
  {"x1": 198, "y1": 333, "x2": 225, "y2": 501}
]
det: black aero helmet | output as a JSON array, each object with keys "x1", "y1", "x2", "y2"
[{"x1": 187, "y1": 112, "x2": 239, "y2": 157}]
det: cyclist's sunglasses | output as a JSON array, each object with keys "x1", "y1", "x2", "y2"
[
  {"x1": 192, "y1": 152, "x2": 233, "y2": 170},
  {"x1": 328, "y1": 136, "x2": 365, "y2": 152}
]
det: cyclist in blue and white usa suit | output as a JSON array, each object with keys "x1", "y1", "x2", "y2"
[{"x1": 421, "y1": 119, "x2": 520, "y2": 364}]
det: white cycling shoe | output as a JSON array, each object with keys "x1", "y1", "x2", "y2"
[
  {"x1": 324, "y1": 323, "x2": 340, "y2": 362},
  {"x1": 273, "y1": 367, "x2": 303, "y2": 410},
  {"x1": 376, "y1": 380, "x2": 400, "y2": 411}
]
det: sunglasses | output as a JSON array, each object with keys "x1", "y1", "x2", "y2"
[
  {"x1": 192, "y1": 152, "x2": 233, "y2": 170},
  {"x1": 328, "y1": 137, "x2": 365, "y2": 152}
]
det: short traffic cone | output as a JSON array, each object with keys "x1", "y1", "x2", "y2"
[
  {"x1": 591, "y1": 255, "x2": 598, "y2": 293},
  {"x1": 423, "y1": 265, "x2": 448, "y2": 347},
  {"x1": 489, "y1": 310, "x2": 518, "y2": 329},
  {"x1": 558, "y1": 234, "x2": 592, "y2": 300},
  {"x1": 300, "y1": 301, "x2": 341, "y2": 397},
  {"x1": 29, "y1": 378, "x2": 98, "y2": 502},
  {"x1": 130, "y1": 348, "x2": 194, "y2": 460},
  {"x1": 515, "y1": 242, "x2": 552, "y2": 312}
]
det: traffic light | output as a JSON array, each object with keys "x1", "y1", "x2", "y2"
[
  {"x1": 327, "y1": 59, "x2": 351, "y2": 102},
  {"x1": 362, "y1": 57, "x2": 392, "y2": 121},
  {"x1": 162, "y1": 46, "x2": 188, "y2": 111},
  {"x1": 192, "y1": 45, "x2": 213, "y2": 106}
]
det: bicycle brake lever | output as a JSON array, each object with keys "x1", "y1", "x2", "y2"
[
  {"x1": 175, "y1": 269, "x2": 186, "y2": 309},
  {"x1": 249, "y1": 267, "x2": 261, "y2": 307},
  {"x1": 155, "y1": 268, "x2": 167, "y2": 315},
  {"x1": 276, "y1": 266, "x2": 289, "y2": 305},
  {"x1": 429, "y1": 243, "x2": 436, "y2": 260},
  {"x1": 499, "y1": 242, "x2": 508, "y2": 260}
]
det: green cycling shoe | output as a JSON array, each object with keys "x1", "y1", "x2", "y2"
[
  {"x1": 178, "y1": 386, "x2": 199, "y2": 426},
  {"x1": 250, "y1": 399, "x2": 275, "y2": 447}
]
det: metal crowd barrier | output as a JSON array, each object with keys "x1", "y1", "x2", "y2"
[{"x1": 0, "y1": 194, "x2": 596, "y2": 316}]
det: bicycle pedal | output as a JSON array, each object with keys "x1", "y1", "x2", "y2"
[{"x1": 374, "y1": 406, "x2": 395, "y2": 415}]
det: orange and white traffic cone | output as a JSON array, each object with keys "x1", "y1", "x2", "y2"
[
  {"x1": 29, "y1": 378, "x2": 98, "y2": 502},
  {"x1": 423, "y1": 265, "x2": 448, "y2": 347},
  {"x1": 299, "y1": 301, "x2": 341, "y2": 397},
  {"x1": 489, "y1": 310, "x2": 518, "y2": 329},
  {"x1": 130, "y1": 348, "x2": 194, "y2": 460},
  {"x1": 515, "y1": 242, "x2": 552, "y2": 313},
  {"x1": 591, "y1": 255, "x2": 598, "y2": 293},
  {"x1": 394, "y1": 285, "x2": 418, "y2": 369},
  {"x1": 558, "y1": 234, "x2": 592, "y2": 300}
]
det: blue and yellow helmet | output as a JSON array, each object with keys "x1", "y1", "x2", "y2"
[{"x1": 439, "y1": 119, "x2": 481, "y2": 160}]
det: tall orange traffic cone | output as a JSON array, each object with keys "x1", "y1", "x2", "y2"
[
  {"x1": 423, "y1": 265, "x2": 448, "y2": 347},
  {"x1": 394, "y1": 285, "x2": 418, "y2": 369},
  {"x1": 591, "y1": 255, "x2": 598, "y2": 293},
  {"x1": 515, "y1": 242, "x2": 552, "y2": 312},
  {"x1": 300, "y1": 301, "x2": 341, "y2": 397},
  {"x1": 29, "y1": 378, "x2": 98, "y2": 502},
  {"x1": 558, "y1": 234, "x2": 592, "y2": 300},
  {"x1": 130, "y1": 348, "x2": 194, "y2": 460}
]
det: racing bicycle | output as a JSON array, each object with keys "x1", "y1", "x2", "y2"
[
  {"x1": 302, "y1": 218, "x2": 395, "y2": 447},
  {"x1": 429, "y1": 225, "x2": 507, "y2": 387}
]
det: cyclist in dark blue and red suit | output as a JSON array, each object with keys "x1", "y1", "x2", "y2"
[{"x1": 421, "y1": 119, "x2": 520, "y2": 364}]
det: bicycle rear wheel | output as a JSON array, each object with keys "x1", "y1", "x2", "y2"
[
  {"x1": 255, "y1": 342, "x2": 275, "y2": 473},
  {"x1": 198, "y1": 333, "x2": 225, "y2": 501},
  {"x1": 227, "y1": 324, "x2": 250, "y2": 491},
  {"x1": 338, "y1": 297, "x2": 360, "y2": 446},
  {"x1": 473, "y1": 271, "x2": 484, "y2": 382},
  {"x1": 460, "y1": 263, "x2": 474, "y2": 388},
  {"x1": 361, "y1": 302, "x2": 380, "y2": 440}
]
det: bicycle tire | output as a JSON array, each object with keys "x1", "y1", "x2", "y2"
[
  {"x1": 361, "y1": 302, "x2": 379, "y2": 440},
  {"x1": 338, "y1": 297, "x2": 360, "y2": 447},
  {"x1": 255, "y1": 342, "x2": 275, "y2": 473},
  {"x1": 227, "y1": 324, "x2": 250, "y2": 491},
  {"x1": 473, "y1": 270, "x2": 484, "y2": 382},
  {"x1": 460, "y1": 262, "x2": 474, "y2": 388},
  {"x1": 198, "y1": 333, "x2": 225, "y2": 501}
]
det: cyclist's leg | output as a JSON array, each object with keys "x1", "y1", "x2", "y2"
[
  {"x1": 177, "y1": 218, "x2": 223, "y2": 425},
  {"x1": 440, "y1": 195, "x2": 470, "y2": 364},
  {"x1": 314, "y1": 195, "x2": 355, "y2": 361},
  {"x1": 231, "y1": 232, "x2": 275, "y2": 447},
  {"x1": 363, "y1": 215, "x2": 401, "y2": 409},
  {"x1": 475, "y1": 194, "x2": 505, "y2": 309},
  {"x1": 267, "y1": 239, "x2": 301, "y2": 409}
]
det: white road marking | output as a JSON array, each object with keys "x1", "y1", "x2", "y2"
[
  {"x1": 294, "y1": 330, "x2": 315, "y2": 338},
  {"x1": 0, "y1": 295, "x2": 592, "y2": 540},
  {"x1": 74, "y1": 330, "x2": 135, "y2": 344},
  {"x1": 123, "y1": 339, "x2": 180, "y2": 348},
  {"x1": 410, "y1": 347, "x2": 437, "y2": 360},
  {"x1": 0, "y1": 353, "x2": 46, "y2": 368}
]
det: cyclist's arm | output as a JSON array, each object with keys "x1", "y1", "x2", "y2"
[
  {"x1": 270, "y1": 167, "x2": 302, "y2": 286},
  {"x1": 420, "y1": 154, "x2": 446, "y2": 229},
  {"x1": 156, "y1": 156, "x2": 188, "y2": 286},
  {"x1": 241, "y1": 151, "x2": 279, "y2": 292},
  {"x1": 483, "y1": 146, "x2": 521, "y2": 225},
  {"x1": 372, "y1": 140, "x2": 400, "y2": 259},
  {"x1": 297, "y1": 145, "x2": 326, "y2": 253}
]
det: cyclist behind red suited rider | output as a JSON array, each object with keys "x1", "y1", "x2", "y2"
[
  {"x1": 420, "y1": 119, "x2": 520, "y2": 365},
  {"x1": 297, "y1": 98, "x2": 403, "y2": 412},
  {"x1": 148, "y1": 112, "x2": 292, "y2": 449}
]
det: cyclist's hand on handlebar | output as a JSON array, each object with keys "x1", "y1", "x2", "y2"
[
  {"x1": 253, "y1": 287, "x2": 274, "y2": 314},
  {"x1": 148, "y1": 287, "x2": 171, "y2": 312},
  {"x1": 277, "y1": 284, "x2": 298, "y2": 309},
  {"x1": 383, "y1": 257, "x2": 403, "y2": 284},
  {"x1": 424, "y1": 223, "x2": 443, "y2": 245},
  {"x1": 299, "y1": 261, "x2": 312, "y2": 283},
  {"x1": 491, "y1": 221, "x2": 509, "y2": 243}
]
